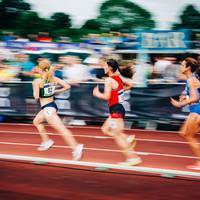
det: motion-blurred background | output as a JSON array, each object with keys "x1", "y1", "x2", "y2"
[{"x1": 0, "y1": 0, "x2": 199, "y2": 130}]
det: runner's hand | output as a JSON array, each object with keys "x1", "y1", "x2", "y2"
[{"x1": 170, "y1": 98, "x2": 181, "y2": 108}]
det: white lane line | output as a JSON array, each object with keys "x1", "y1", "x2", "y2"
[
  {"x1": 0, "y1": 130, "x2": 198, "y2": 145},
  {"x1": 0, "y1": 153, "x2": 199, "y2": 179},
  {"x1": 0, "y1": 123, "x2": 179, "y2": 133},
  {"x1": 0, "y1": 141, "x2": 197, "y2": 159}
]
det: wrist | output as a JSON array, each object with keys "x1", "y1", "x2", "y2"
[{"x1": 179, "y1": 100, "x2": 189, "y2": 107}]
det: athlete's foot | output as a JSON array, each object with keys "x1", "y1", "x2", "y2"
[
  {"x1": 37, "y1": 139, "x2": 54, "y2": 151},
  {"x1": 126, "y1": 135, "x2": 136, "y2": 150},
  {"x1": 187, "y1": 163, "x2": 200, "y2": 170},
  {"x1": 72, "y1": 144, "x2": 84, "y2": 161},
  {"x1": 119, "y1": 157, "x2": 142, "y2": 166}
]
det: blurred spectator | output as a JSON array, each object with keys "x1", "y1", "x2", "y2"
[
  {"x1": 83, "y1": 56, "x2": 106, "y2": 79},
  {"x1": 152, "y1": 57, "x2": 172, "y2": 79},
  {"x1": 62, "y1": 56, "x2": 92, "y2": 82},
  {"x1": 133, "y1": 60, "x2": 149, "y2": 86},
  {"x1": 52, "y1": 56, "x2": 65, "y2": 79},
  {"x1": 163, "y1": 58, "x2": 180, "y2": 82},
  {"x1": 0, "y1": 55, "x2": 19, "y2": 82},
  {"x1": 11, "y1": 54, "x2": 35, "y2": 81}
]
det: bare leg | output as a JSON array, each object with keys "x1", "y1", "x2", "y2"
[
  {"x1": 33, "y1": 110, "x2": 49, "y2": 142},
  {"x1": 101, "y1": 117, "x2": 130, "y2": 139},
  {"x1": 44, "y1": 110, "x2": 78, "y2": 150},
  {"x1": 102, "y1": 117, "x2": 138, "y2": 159},
  {"x1": 101, "y1": 117, "x2": 136, "y2": 149},
  {"x1": 181, "y1": 113, "x2": 200, "y2": 164}
]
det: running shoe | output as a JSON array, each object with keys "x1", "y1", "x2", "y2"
[
  {"x1": 119, "y1": 157, "x2": 142, "y2": 166},
  {"x1": 72, "y1": 144, "x2": 84, "y2": 161},
  {"x1": 187, "y1": 163, "x2": 200, "y2": 170},
  {"x1": 37, "y1": 139, "x2": 54, "y2": 151}
]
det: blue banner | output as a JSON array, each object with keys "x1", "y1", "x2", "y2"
[{"x1": 137, "y1": 30, "x2": 191, "y2": 50}]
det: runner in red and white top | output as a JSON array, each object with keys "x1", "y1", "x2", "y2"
[{"x1": 93, "y1": 59, "x2": 142, "y2": 166}]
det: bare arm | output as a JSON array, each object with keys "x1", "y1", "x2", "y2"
[
  {"x1": 32, "y1": 79, "x2": 40, "y2": 101},
  {"x1": 123, "y1": 80, "x2": 134, "y2": 91},
  {"x1": 93, "y1": 78, "x2": 112, "y2": 100},
  {"x1": 54, "y1": 77, "x2": 71, "y2": 95},
  {"x1": 171, "y1": 78, "x2": 199, "y2": 107}
]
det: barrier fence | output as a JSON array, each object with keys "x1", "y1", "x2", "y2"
[{"x1": 0, "y1": 82, "x2": 187, "y2": 125}]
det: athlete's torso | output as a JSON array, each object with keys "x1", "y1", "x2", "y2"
[
  {"x1": 38, "y1": 79, "x2": 56, "y2": 107},
  {"x1": 108, "y1": 75, "x2": 124, "y2": 107},
  {"x1": 184, "y1": 74, "x2": 200, "y2": 100},
  {"x1": 39, "y1": 81, "x2": 56, "y2": 98}
]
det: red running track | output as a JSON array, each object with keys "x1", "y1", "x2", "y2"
[{"x1": 0, "y1": 123, "x2": 200, "y2": 200}]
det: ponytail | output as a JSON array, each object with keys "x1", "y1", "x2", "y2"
[
  {"x1": 44, "y1": 66, "x2": 54, "y2": 82},
  {"x1": 107, "y1": 59, "x2": 134, "y2": 78},
  {"x1": 38, "y1": 61, "x2": 54, "y2": 87}
]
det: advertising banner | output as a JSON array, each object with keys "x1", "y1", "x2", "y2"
[
  {"x1": 0, "y1": 82, "x2": 187, "y2": 123},
  {"x1": 137, "y1": 30, "x2": 191, "y2": 50}
]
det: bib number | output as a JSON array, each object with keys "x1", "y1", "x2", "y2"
[
  {"x1": 118, "y1": 90, "x2": 124, "y2": 103},
  {"x1": 44, "y1": 85, "x2": 55, "y2": 96}
]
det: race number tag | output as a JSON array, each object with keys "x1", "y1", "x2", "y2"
[
  {"x1": 43, "y1": 83, "x2": 55, "y2": 97},
  {"x1": 118, "y1": 89, "x2": 124, "y2": 103}
]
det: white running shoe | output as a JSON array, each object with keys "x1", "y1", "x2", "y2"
[
  {"x1": 37, "y1": 139, "x2": 54, "y2": 151},
  {"x1": 72, "y1": 144, "x2": 84, "y2": 161},
  {"x1": 119, "y1": 157, "x2": 142, "y2": 166}
]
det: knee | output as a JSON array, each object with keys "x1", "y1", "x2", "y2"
[
  {"x1": 33, "y1": 118, "x2": 41, "y2": 127},
  {"x1": 101, "y1": 126, "x2": 114, "y2": 136},
  {"x1": 101, "y1": 126, "x2": 107, "y2": 134},
  {"x1": 179, "y1": 131, "x2": 185, "y2": 137},
  {"x1": 184, "y1": 134, "x2": 193, "y2": 142},
  {"x1": 33, "y1": 118, "x2": 38, "y2": 126}
]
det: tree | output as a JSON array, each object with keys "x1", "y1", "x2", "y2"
[
  {"x1": 0, "y1": 0, "x2": 31, "y2": 29},
  {"x1": 96, "y1": 0, "x2": 155, "y2": 32},
  {"x1": 172, "y1": 5, "x2": 200, "y2": 29},
  {"x1": 82, "y1": 19, "x2": 101, "y2": 30},
  {"x1": 51, "y1": 12, "x2": 72, "y2": 29},
  {"x1": 17, "y1": 12, "x2": 52, "y2": 35}
]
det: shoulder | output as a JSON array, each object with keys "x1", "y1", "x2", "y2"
[
  {"x1": 105, "y1": 77, "x2": 112, "y2": 84},
  {"x1": 188, "y1": 77, "x2": 200, "y2": 88},
  {"x1": 53, "y1": 76, "x2": 60, "y2": 83},
  {"x1": 32, "y1": 78, "x2": 41, "y2": 85},
  {"x1": 53, "y1": 77, "x2": 65, "y2": 84}
]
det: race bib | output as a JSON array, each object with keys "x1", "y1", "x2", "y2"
[
  {"x1": 118, "y1": 89, "x2": 124, "y2": 103},
  {"x1": 43, "y1": 83, "x2": 55, "y2": 97}
]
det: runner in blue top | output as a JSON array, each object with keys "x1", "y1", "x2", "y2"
[{"x1": 171, "y1": 57, "x2": 200, "y2": 170}]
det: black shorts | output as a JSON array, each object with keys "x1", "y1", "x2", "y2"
[
  {"x1": 109, "y1": 104, "x2": 125, "y2": 119},
  {"x1": 41, "y1": 101, "x2": 58, "y2": 111}
]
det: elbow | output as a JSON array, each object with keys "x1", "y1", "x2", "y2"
[
  {"x1": 190, "y1": 97, "x2": 199, "y2": 104},
  {"x1": 33, "y1": 92, "x2": 39, "y2": 100},
  {"x1": 65, "y1": 84, "x2": 71, "y2": 90},
  {"x1": 104, "y1": 94, "x2": 111, "y2": 100},
  {"x1": 33, "y1": 95, "x2": 39, "y2": 100}
]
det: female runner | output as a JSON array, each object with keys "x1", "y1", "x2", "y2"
[
  {"x1": 171, "y1": 57, "x2": 200, "y2": 170},
  {"x1": 93, "y1": 59, "x2": 142, "y2": 166},
  {"x1": 32, "y1": 61, "x2": 83, "y2": 161}
]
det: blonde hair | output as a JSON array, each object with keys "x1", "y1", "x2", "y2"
[{"x1": 38, "y1": 61, "x2": 54, "y2": 86}]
